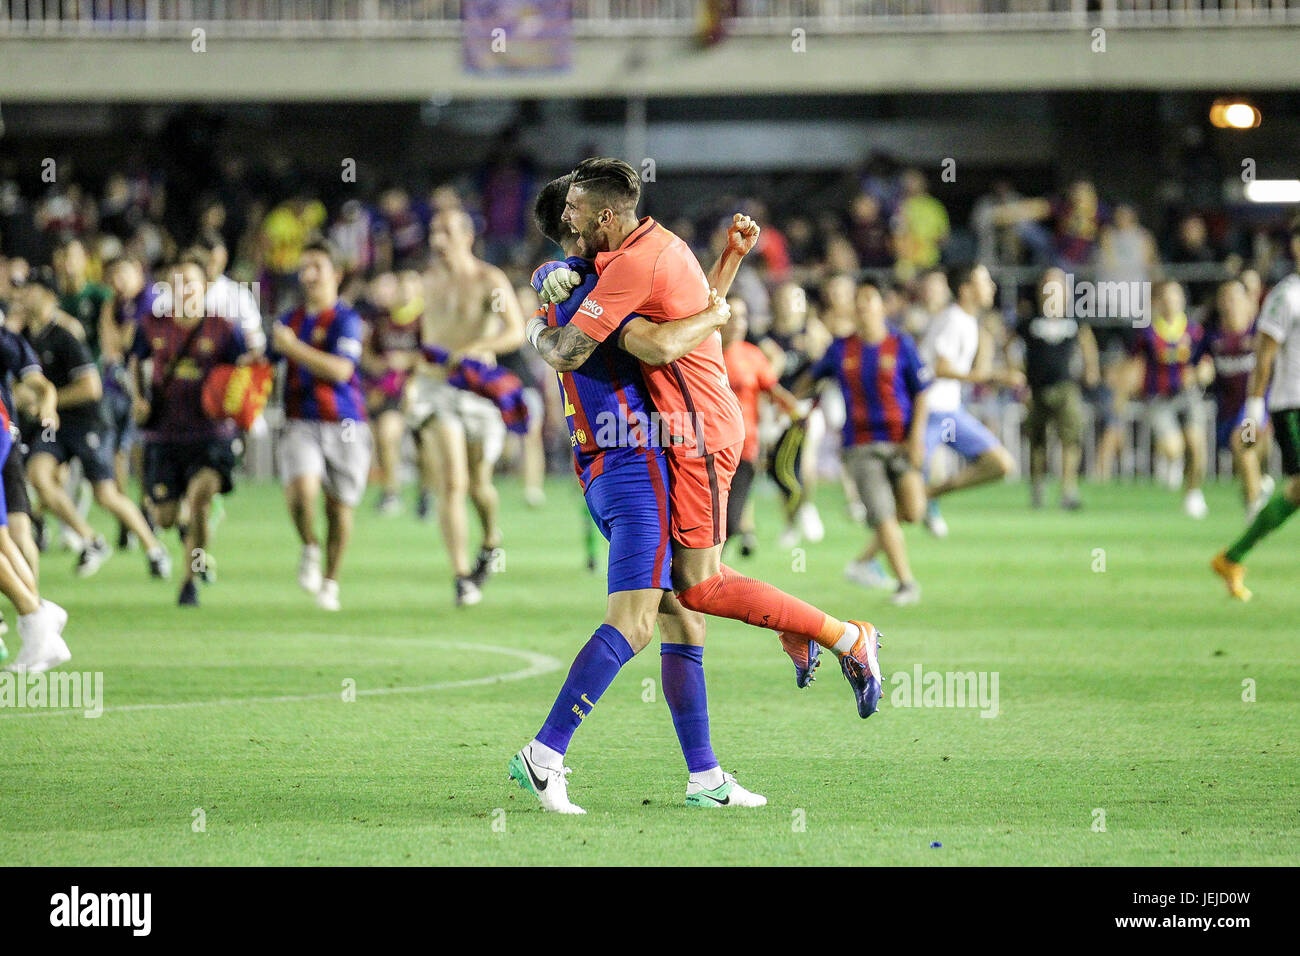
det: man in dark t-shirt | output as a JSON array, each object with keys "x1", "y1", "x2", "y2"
[
  {"x1": 12, "y1": 274, "x2": 170, "y2": 580},
  {"x1": 130, "y1": 258, "x2": 248, "y2": 606},
  {"x1": 1015, "y1": 267, "x2": 1099, "y2": 510}
]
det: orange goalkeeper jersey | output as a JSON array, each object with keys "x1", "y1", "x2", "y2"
[{"x1": 569, "y1": 217, "x2": 744, "y2": 457}]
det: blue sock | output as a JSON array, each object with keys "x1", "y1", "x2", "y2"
[
  {"x1": 536, "y1": 624, "x2": 635, "y2": 755},
  {"x1": 660, "y1": 643, "x2": 717, "y2": 773}
]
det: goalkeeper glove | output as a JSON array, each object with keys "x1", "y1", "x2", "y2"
[{"x1": 531, "y1": 261, "x2": 581, "y2": 305}]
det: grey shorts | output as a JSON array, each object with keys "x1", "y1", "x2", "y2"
[
  {"x1": 844, "y1": 442, "x2": 912, "y2": 528},
  {"x1": 278, "y1": 418, "x2": 373, "y2": 508},
  {"x1": 1146, "y1": 390, "x2": 1207, "y2": 441},
  {"x1": 405, "y1": 375, "x2": 506, "y2": 465}
]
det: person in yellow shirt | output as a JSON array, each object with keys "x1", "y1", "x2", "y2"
[
  {"x1": 892, "y1": 168, "x2": 950, "y2": 280},
  {"x1": 260, "y1": 196, "x2": 327, "y2": 313}
]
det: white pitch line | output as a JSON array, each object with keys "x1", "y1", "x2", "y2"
[{"x1": 0, "y1": 641, "x2": 562, "y2": 720}]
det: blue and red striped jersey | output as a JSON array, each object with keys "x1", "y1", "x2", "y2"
[
  {"x1": 1131, "y1": 317, "x2": 1204, "y2": 398},
  {"x1": 812, "y1": 329, "x2": 931, "y2": 446},
  {"x1": 274, "y1": 302, "x2": 367, "y2": 423},
  {"x1": 544, "y1": 257, "x2": 657, "y2": 489}
]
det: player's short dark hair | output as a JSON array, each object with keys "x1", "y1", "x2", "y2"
[
  {"x1": 570, "y1": 157, "x2": 641, "y2": 215},
  {"x1": 947, "y1": 264, "x2": 982, "y2": 298},
  {"x1": 533, "y1": 174, "x2": 572, "y2": 246},
  {"x1": 301, "y1": 237, "x2": 341, "y2": 271}
]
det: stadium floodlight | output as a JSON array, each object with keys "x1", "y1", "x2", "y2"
[
  {"x1": 1244, "y1": 180, "x2": 1300, "y2": 204},
  {"x1": 1209, "y1": 99, "x2": 1261, "y2": 129}
]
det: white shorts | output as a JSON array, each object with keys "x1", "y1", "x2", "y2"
[
  {"x1": 278, "y1": 418, "x2": 373, "y2": 508},
  {"x1": 1146, "y1": 390, "x2": 1208, "y2": 441},
  {"x1": 405, "y1": 375, "x2": 506, "y2": 465}
]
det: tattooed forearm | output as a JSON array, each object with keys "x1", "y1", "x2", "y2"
[{"x1": 535, "y1": 323, "x2": 601, "y2": 372}]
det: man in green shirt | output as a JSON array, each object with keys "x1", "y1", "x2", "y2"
[{"x1": 53, "y1": 238, "x2": 112, "y2": 359}]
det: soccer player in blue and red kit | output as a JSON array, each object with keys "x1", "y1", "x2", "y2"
[
  {"x1": 1196, "y1": 278, "x2": 1272, "y2": 515},
  {"x1": 1128, "y1": 280, "x2": 1213, "y2": 518},
  {"x1": 509, "y1": 176, "x2": 766, "y2": 813},
  {"x1": 269, "y1": 240, "x2": 373, "y2": 612},
  {"x1": 805, "y1": 282, "x2": 931, "y2": 606}
]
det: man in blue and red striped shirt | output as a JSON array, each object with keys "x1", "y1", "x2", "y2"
[
  {"x1": 806, "y1": 281, "x2": 931, "y2": 605},
  {"x1": 1128, "y1": 280, "x2": 1213, "y2": 518},
  {"x1": 269, "y1": 240, "x2": 372, "y2": 611}
]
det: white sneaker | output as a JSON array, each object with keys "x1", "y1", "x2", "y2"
[
  {"x1": 298, "y1": 545, "x2": 322, "y2": 594},
  {"x1": 316, "y1": 578, "x2": 341, "y2": 612},
  {"x1": 6, "y1": 609, "x2": 71, "y2": 674},
  {"x1": 41, "y1": 600, "x2": 68, "y2": 635},
  {"x1": 924, "y1": 502, "x2": 949, "y2": 538},
  {"x1": 1184, "y1": 488, "x2": 1208, "y2": 520},
  {"x1": 524, "y1": 486, "x2": 547, "y2": 508},
  {"x1": 778, "y1": 526, "x2": 801, "y2": 550},
  {"x1": 508, "y1": 744, "x2": 586, "y2": 814},
  {"x1": 798, "y1": 504, "x2": 825, "y2": 543},
  {"x1": 60, "y1": 526, "x2": 84, "y2": 554},
  {"x1": 686, "y1": 771, "x2": 768, "y2": 808},
  {"x1": 845, "y1": 559, "x2": 896, "y2": 592},
  {"x1": 890, "y1": 581, "x2": 922, "y2": 606}
]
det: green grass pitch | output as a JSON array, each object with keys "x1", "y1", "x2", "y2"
[{"x1": 2, "y1": 476, "x2": 1296, "y2": 865}]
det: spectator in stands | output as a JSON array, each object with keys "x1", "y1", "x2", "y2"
[
  {"x1": 847, "y1": 192, "x2": 893, "y2": 269},
  {"x1": 475, "y1": 140, "x2": 536, "y2": 267},
  {"x1": 1165, "y1": 213, "x2": 1222, "y2": 309},
  {"x1": 373, "y1": 187, "x2": 428, "y2": 273},
  {"x1": 892, "y1": 168, "x2": 949, "y2": 280}
]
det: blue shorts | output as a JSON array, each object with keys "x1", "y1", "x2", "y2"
[
  {"x1": 1216, "y1": 404, "x2": 1268, "y2": 451},
  {"x1": 583, "y1": 447, "x2": 672, "y2": 594},
  {"x1": 924, "y1": 407, "x2": 999, "y2": 463}
]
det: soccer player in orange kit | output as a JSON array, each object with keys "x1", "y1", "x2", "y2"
[{"x1": 528, "y1": 158, "x2": 883, "y2": 717}]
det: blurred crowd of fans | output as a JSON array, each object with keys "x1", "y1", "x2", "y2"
[{"x1": 2, "y1": 147, "x2": 1292, "y2": 330}]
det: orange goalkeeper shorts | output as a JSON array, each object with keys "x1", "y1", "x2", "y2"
[{"x1": 665, "y1": 441, "x2": 741, "y2": 549}]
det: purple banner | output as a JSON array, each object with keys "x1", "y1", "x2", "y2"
[{"x1": 463, "y1": 0, "x2": 573, "y2": 75}]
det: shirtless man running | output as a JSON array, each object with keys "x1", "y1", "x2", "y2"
[{"x1": 410, "y1": 209, "x2": 526, "y2": 606}]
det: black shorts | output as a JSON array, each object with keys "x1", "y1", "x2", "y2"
[
  {"x1": 1273, "y1": 407, "x2": 1300, "y2": 477},
  {"x1": 143, "y1": 437, "x2": 237, "y2": 504},
  {"x1": 28, "y1": 419, "x2": 116, "y2": 484},
  {"x1": 3, "y1": 439, "x2": 30, "y2": 517}
]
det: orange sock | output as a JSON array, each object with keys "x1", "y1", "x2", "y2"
[{"x1": 677, "y1": 564, "x2": 845, "y2": 649}]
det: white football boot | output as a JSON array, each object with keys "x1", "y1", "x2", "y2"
[
  {"x1": 508, "y1": 743, "x2": 586, "y2": 815},
  {"x1": 685, "y1": 771, "x2": 768, "y2": 808}
]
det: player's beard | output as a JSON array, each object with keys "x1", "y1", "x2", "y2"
[{"x1": 575, "y1": 219, "x2": 604, "y2": 254}]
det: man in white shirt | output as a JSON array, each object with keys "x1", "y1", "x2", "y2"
[
  {"x1": 1212, "y1": 224, "x2": 1300, "y2": 601},
  {"x1": 919, "y1": 264, "x2": 1021, "y2": 536},
  {"x1": 199, "y1": 237, "x2": 266, "y2": 356}
]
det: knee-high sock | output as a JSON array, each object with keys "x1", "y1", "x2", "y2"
[
  {"x1": 677, "y1": 563, "x2": 844, "y2": 649},
  {"x1": 536, "y1": 624, "x2": 635, "y2": 756},
  {"x1": 1227, "y1": 491, "x2": 1299, "y2": 563},
  {"x1": 661, "y1": 643, "x2": 717, "y2": 773}
]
